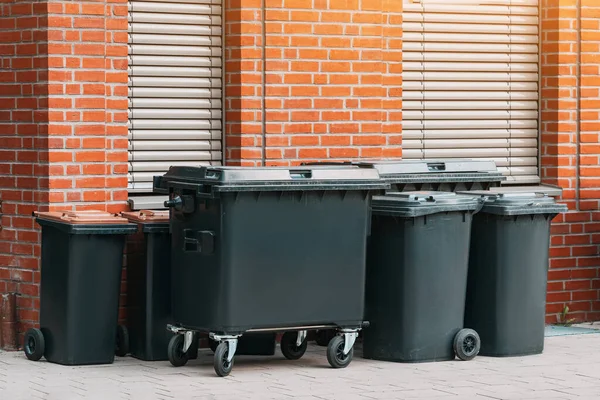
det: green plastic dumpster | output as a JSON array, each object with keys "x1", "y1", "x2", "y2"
[
  {"x1": 154, "y1": 165, "x2": 388, "y2": 376},
  {"x1": 363, "y1": 192, "x2": 482, "y2": 362},
  {"x1": 459, "y1": 192, "x2": 568, "y2": 356}
]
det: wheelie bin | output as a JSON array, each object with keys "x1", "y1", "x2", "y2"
[
  {"x1": 362, "y1": 192, "x2": 482, "y2": 362},
  {"x1": 119, "y1": 210, "x2": 185, "y2": 361},
  {"x1": 459, "y1": 192, "x2": 568, "y2": 356},
  {"x1": 24, "y1": 211, "x2": 136, "y2": 365},
  {"x1": 154, "y1": 165, "x2": 387, "y2": 376}
]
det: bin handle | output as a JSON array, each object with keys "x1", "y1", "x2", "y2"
[
  {"x1": 183, "y1": 230, "x2": 215, "y2": 254},
  {"x1": 289, "y1": 170, "x2": 313, "y2": 179},
  {"x1": 426, "y1": 162, "x2": 445, "y2": 172},
  {"x1": 472, "y1": 194, "x2": 496, "y2": 215}
]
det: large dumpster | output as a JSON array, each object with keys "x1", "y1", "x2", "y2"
[{"x1": 154, "y1": 165, "x2": 387, "y2": 376}]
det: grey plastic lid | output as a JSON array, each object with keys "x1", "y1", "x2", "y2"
[
  {"x1": 372, "y1": 191, "x2": 482, "y2": 218},
  {"x1": 353, "y1": 159, "x2": 506, "y2": 184},
  {"x1": 154, "y1": 165, "x2": 389, "y2": 194},
  {"x1": 457, "y1": 191, "x2": 568, "y2": 216}
]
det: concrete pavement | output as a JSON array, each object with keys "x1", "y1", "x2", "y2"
[{"x1": 1, "y1": 333, "x2": 600, "y2": 399}]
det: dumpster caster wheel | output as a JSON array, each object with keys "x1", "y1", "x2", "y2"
[
  {"x1": 315, "y1": 329, "x2": 335, "y2": 347},
  {"x1": 327, "y1": 335, "x2": 353, "y2": 369},
  {"x1": 280, "y1": 331, "x2": 307, "y2": 360},
  {"x1": 214, "y1": 342, "x2": 234, "y2": 377},
  {"x1": 168, "y1": 335, "x2": 189, "y2": 367},
  {"x1": 115, "y1": 325, "x2": 129, "y2": 357},
  {"x1": 208, "y1": 338, "x2": 219, "y2": 353},
  {"x1": 454, "y1": 329, "x2": 480, "y2": 361},
  {"x1": 24, "y1": 328, "x2": 45, "y2": 362}
]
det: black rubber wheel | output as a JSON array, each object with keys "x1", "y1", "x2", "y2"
[
  {"x1": 326, "y1": 335, "x2": 353, "y2": 369},
  {"x1": 115, "y1": 325, "x2": 130, "y2": 357},
  {"x1": 280, "y1": 331, "x2": 308, "y2": 360},
  {"x1": 208, "y1": 338, "x2": 219, "y2": 353},
  {"x1": 454, "y1": 328, "x2": 481, "y2": 361},
  {"x1": 24, "y1": 328, "x2": 45, "y2": 361},
  {"x1": 213, "y1": 342, "x2": 234, "y2": 377},
  {"x1": 168, "y1": 334, "x2": 189, "y2": 367},
  {"x1": 315, "y1": 329, "x2": 335, "y2": 347}
]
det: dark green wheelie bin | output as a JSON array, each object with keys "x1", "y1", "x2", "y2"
[
  {"x1": 154, "y1": 165, "x2": 387, "y2": 376},
  {"x1": 459, "y1": 192, "x2": 568, "y2": 357},
  {"x1": 363, "y1": 192, "x2": 483, "y2": 362},
  {"x1": 24, "y1": 211, "x2": 136, "y2": 365},
  {"x1": 119, "y1": 210, "x2": 183, "y2": 361}
]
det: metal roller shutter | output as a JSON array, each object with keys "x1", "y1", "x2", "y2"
[
  {"x1": 128, "y1": 0, "x2": 223, "y2": 192},
  {"x1": 402, "y1": 0, "x2": 540, "y2": 184}
]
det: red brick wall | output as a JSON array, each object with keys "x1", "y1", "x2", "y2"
[
  {"x1": 0, "y1": 1, "x2": 49, "y2": 332},
  {"x1": 0, "y1": 0, "x2": 129, "y2": 337},
  {"x1": 541, "y1": 0, "x2": 600, "y2": 323},
  {"x1": 224, "y1": 0, "x2": 403, "y2": 166}
]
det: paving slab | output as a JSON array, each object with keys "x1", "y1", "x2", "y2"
[{"x1": 1, "y1": 335, "x2": 600, "y2": 399}]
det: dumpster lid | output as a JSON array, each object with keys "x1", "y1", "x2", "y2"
[
  {"x1": 372, "y1": 191, "x2": 481, "y2": 217},
  {"x1": 121, "y1": 210, "x2": 169, "y2": 224},
  {"x1": 34, "y1": 210, "x2": 131, "y2": 225},
  {"x1": 456, "y1": 191, "x2": 568, "y2": 216},
  {"x1": 357, "y1": 159, "x2": 498, "y2": 174},
  {"x1": 154, "y1": 165, "x2": 388, "y2": 193}
]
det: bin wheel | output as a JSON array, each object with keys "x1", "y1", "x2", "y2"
[
  {"x1": 315, "y1": 329, "x2": 335, "y2": 347},
  {"x1": 208, "y1": 338, "x2": 219, "y2": 353},
  {"x1": 24, "y1": 328, "x2": 45, "y2": 362},
  {"x1": 280, "y1": 331, "x2": 307, "y2": 360},
  {"x1": 213, "y1": 342, "x2": 234, "y2": 377},
  {"x1": 168, "y1": 334, "x2": 189, "y2": 367},
  {"x1": 326, "y1": 335, "x2": 353, "y2": 369},
  {"x1": 454, "y1": 328, "x2": 480, "y2": 361},
  {"x1": 115, "y1": 325, "x2": 130, "y2": 357}
]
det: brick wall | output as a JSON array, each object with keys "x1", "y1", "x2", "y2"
[
  {"x1": 0, "y1": 1, "x2": 48, "y2": 334},
  {"x1": 224, "y1": 0, "x2": 403, "y2": 166},
  {"x1": 541, "y1": 0, "x2": 600, "y2": 323},
  {"x1": 0, "y1": 0, "x2": 129, "y2": 337}
]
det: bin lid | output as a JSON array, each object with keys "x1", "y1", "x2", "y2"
[
  {"x1": 456, "y1": 191, "x2": 569, "y2": 216},
  {"x1": 154, "y1": 165, "x2": 389, "y2": 194},
  {"x1": 121, "y1": 210, "x2": 170, "y2": 233},
  {"x1": 354, "y1": 159, "x2": 506, "y2": 184},
  {"x1": 34, "y1": 210, "x2": 138, "y2": 235},
  {"x1": 35, "y1": 210, "x2": 131, "y2": 225},
  {"x1": 121, "y1": 210, "x2": 169, "y2": 224},
  {"x1": 372, "y1": 191, "x2": 481, "y2": 218}
]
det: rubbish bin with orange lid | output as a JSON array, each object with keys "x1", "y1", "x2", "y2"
[
  {"x1": 119, "y1": 210, "x2": 186, "y2": 361},
  {"x1": 24, "y1": 210, "x2": 136, "y2": 365}
]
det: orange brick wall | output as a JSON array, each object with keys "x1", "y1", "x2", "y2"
[
  {"x1": 0, "y1": 0, "x2": 129, "y2": 336},
  {"x1": 541, "y1": 0, "x2": 600, "y2": 323},
  {"x1": 0, "y1": 1, "x2": 49, "y2": 332},
  {"x1": 224, "y1": 0, "x2": 403, "y2": 166}
]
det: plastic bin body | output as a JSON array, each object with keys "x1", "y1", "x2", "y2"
[
  {"x1": 462, "y1": 193, "x2": 567, "y2": 357},
  {"x1": 362, "y1": 192, "x2": 479, "y2": 362},
  {"x1": 36, "y1": 212, "x2": 136, "y2": 365},
  {"x1": 123, "y1": 211, "x2": 172, "y2": 361},
  {"x1": 155, "y1": 166, "x2": 387, "y2": 334}
]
